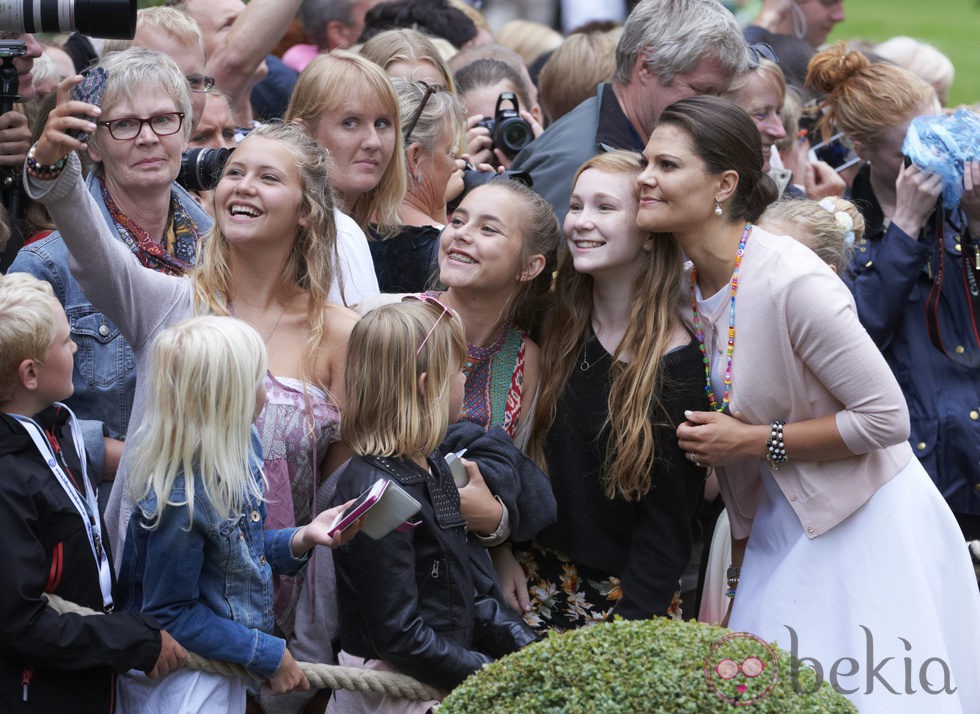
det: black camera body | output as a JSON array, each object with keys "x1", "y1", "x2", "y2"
[
  {"x1": 177, "y1": 147, "x2": 233, "y2": 192},
  {"x1": 475, "y1": 91, "x2": 533, "y2": 161},
  {"x1": 0, "y1": 0, "x2": 135, "y2": 38}
]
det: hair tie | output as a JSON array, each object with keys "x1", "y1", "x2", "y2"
[{"x1": 818, "y1": 199, "x2": 855, "y2": 246}]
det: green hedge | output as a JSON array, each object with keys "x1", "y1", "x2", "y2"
[{"x1": 440, "y1": 618, "x2": 856, "y2": 713}]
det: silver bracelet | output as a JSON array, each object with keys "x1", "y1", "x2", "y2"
[{"x1": 472, "y1": 496, "x2": 511, "y2": 546}]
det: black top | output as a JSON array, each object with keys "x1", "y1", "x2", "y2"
[
  {"x1": 537, "y1": 335, "x2": 708, "y2": 619},
  {"x1": 369, "y1": 224, "x2": 441, "y2": 294}
]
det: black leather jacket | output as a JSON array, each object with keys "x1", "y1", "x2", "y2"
[{"x1": 332, "y1": 454, "x2": 537, "y2": 691}]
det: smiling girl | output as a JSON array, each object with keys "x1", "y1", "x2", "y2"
[
  {"x1": 516, "y1": 151, "x2": 707, "y2": 631},
  {"x1": 24, "y1": 94, "x2": 358, "y2": 653}
]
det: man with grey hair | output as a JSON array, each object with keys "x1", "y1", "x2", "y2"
[
  {"x1": 283, "y1": 0, "x2": 386, "y2": 72},
  {"x1": 510, "y1": 0, "x2": 748, "y2": 220}
]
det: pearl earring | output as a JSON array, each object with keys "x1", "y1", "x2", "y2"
[
  {"x1": 714, "y1": 201, "x2": 723, "y2": 216},
  {"x1": 415, "y1": 173, "x2": 423, "y2": 184}
]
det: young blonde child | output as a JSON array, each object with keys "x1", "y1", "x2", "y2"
[
  {"x1": 329, "y1": 300, "x2": 537, "y2": 712},
  {"x1": 760, "y1": 196, "x2": 866, "y2": 274},
  {"x1": 0, "y1": 273, "x2": 185, "y2": 714},
  {"x1": 116, "y1": 316, "x2": 357, "y2": 712}
]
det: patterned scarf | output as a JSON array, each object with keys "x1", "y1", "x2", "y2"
[{"x1": 99, "y1": 176, "x2": 200, "y2": 276}]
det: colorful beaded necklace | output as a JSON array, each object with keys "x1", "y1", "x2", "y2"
[{"x1": 689, "y1": 222, "x2": 751, "y2": 412}]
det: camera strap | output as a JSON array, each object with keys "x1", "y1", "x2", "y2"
[
  {"x1": 8, "y1": 405, "x2": 114, "y2": 611},
  {"x1": 925, "y1": 209, "x2": 980, "y2": 367}
]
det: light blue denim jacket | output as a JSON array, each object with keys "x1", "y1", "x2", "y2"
[
  {"x1": 7, "y1": 173, "x2": 212, "y2": 473},
  {"x1": 117, "y1": 428, "x2": 308, "y2": 678}
]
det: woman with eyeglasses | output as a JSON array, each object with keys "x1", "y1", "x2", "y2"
[
  {"x1": 367, "y1": 78, "x2": 467, "y2": 293},
  {"x1": 9, "y1": 46, "x2": 213, "y2": 485}
]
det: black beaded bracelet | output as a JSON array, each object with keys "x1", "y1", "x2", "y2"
[
  {"x1": 765, "y1": 419, "x2": 787, "y2": 470},
  {"x1": 25, "y1": 144, "x2": 67, "y2": 180}
]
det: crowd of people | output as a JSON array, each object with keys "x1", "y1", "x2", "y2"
[{"x1": 1, "y1": 0, "x2": 979, "y2": 712}]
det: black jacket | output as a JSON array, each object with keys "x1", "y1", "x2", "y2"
[
  {"x1": 332, "y1": 454, "x2": 537, "y2": 691},
  {"x1": 0, "y1": 408, "x2": 162, "y2": 713}
]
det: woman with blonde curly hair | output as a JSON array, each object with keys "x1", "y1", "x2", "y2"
[
  {"x1": 515, "y1": 150, "x2": 708, "y2": 631},
  {"x1": 26, "y1": 93, "x2": 359, "y2": 647}
]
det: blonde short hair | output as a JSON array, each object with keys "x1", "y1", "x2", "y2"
[
  {"x1": 762, "y1": 197, "x2": 864, "y2": 274},
  {"x1": 285, "y1": 50, "x2": 406, "y2": 230},
  {"x1": 360, "y1": 28, "x2": 457, "y2": 93},
  {"x1": 91, "y1": 46, "x2": 193, "y2": 154},
  {"x1": 127, "y1": 315, "x2": 267, "y2": 527},
  {"x1": 494, "y1": 19, "x2": 563, "y2": 65},
  {"x1": 539, "y1": 29, "x2": 620, "y2": 125},
  {"x1": 0, "y1": 274, "x2": 57, "y2": 402},
  {"x1": 342, "y1": 301, "x2": 467, "y2": 460},
  {"x1": 104, "y1": 6, "x2": 206, "y2": 58}
]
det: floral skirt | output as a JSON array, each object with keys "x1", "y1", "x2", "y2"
[{"x1": 512, "y1": 541, "x2": 682, "y2": 634}]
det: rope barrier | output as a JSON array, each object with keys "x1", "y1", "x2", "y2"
[{"x1": 43, "y1": 593, "x2": 443, "y2": 702}]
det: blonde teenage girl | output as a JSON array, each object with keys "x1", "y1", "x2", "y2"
[
  {"x1": 117, "y1": 316, "x2": 357, "y2": 712},
  {"x1": 328, "y1": 300, "x2": 537, "y2": 712}
]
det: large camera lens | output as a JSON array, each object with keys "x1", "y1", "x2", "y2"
[
  {"x1": 177, "y1": 147, "x2": 233, "y2": 192},
  {"x1": 0, "y1": 0, "x2": 136, "y2": 39},
  {"x1": 495, "y1": 117, "x2": 533, "y2": 158}
]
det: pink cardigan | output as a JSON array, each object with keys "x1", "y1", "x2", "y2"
[{"x1": 680, "y1": 226, "x2": 914, "y2": 539}]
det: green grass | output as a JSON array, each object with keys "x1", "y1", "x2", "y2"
[{"x1": 828, "y1": 0, "x2": 980, "y2": 106}]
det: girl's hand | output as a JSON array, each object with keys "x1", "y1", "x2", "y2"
[
  {"x1": 266, "y1": 648, "x2": 309, "y2": 694},
  {"x1": 891, "y1": 162, "x2": 943, "y2": 238},
  {"x1": 291, "y1": 500, "x2": 362, "y2": 554},
  {"x1": 962, "y1": 160, "x2": 980, "y2": 234},
  {"x1": 676, "y1": 410, "x2": 768, "y2": 468},
  {"x1": 491, "y1": 545, "x2": 531, "y2": 613},
  {"x1": 33, "y1": 75, "x2": 101, "y2": 166},
  {"x1": 457, "y1": 459, "x2": 504, "y2": 535}
]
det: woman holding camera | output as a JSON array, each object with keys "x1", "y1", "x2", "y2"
[
  {"x1": 808, "y1": 45, "x2": 980, "y2": 542},
  {"x1": 455, "y1": 58, "x2": 543, "y2": 170},
  {"x1": 8, "y1": 47, "x2": 212, "y2": 481}
]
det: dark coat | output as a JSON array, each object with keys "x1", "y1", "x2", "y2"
[
  {"x1": 0, "y1": 408, "x2": 161, "y2": 714},
  {"x1": 331, "y1": 454, "x2": 537, "y2": 691}
]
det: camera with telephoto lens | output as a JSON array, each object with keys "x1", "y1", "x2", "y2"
[
  {"x1": 0, "y1": 0, "x2": 136, "y2": 38},
  {"x1": 177, "y1": 147, "x2": 233, "y2": 192},
  {"x1": 474, "y1": 91, "x2": 533, "y2": 161}
]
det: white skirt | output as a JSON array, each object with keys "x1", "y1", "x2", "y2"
[
  {"x1": 116, "y1": 668, "x2": 246, "y2": 714},
  {"x1": 729, "y1": 457, "x2": 980, "y2": 713}
]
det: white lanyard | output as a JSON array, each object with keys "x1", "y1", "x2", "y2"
[{"x1": 9, "y1": 405, "x2": 114, "y2": 610}]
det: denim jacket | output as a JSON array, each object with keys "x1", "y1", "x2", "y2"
[
  {"x1": 7, "y1": 174, "x2": 212, "y2": 471},
  {"x1": 118, "y1": 428, "x2": 308, "y2": 678}
]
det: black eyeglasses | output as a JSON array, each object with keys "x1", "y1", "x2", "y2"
[
  {"x1": 403, "y1": 82, "x2": 438, "y2": 144},
  {"x1": 96, "y1": 112, "x2": 186, "y2": 141},
  {"x1": 186, "y1": 74, "x2": 216, "y2": 93},
  {"x1": 748, "y1": 42, "x2": 779, "y2": 69}
]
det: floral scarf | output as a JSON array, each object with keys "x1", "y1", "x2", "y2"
[{"x1": 99, "y1": 177, "x2": 200, "y2": 276}]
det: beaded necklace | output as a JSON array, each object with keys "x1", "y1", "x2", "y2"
[{"x1": 689, "y1": 222, "x2": 751, "y2": 412}]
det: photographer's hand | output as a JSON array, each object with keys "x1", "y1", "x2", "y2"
[
  {"x1": 892, "y1": 162, "x2": 942, "y2": 239},
  {"x1": 962, "y1": 160, "x2": 980, "y2": 236},
  {"x1": 31, "y1": 75, "x2": 100, "y2": 167},
  {"x1": 464, "y1": 114, "x2": 495, "y2": 168},
  {"x1": 0, "y1": 110, "x2": 31, "y2": 167}
]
